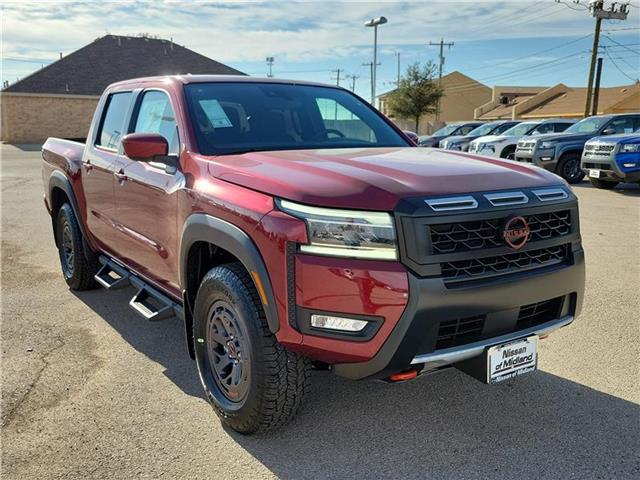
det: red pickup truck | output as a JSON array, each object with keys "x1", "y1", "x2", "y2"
[{"x1": 42, "y1": 75, "x2": 585, "y2": 434}]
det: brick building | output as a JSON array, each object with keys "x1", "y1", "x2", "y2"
[{"x1": 0, "y1": 35, "x2": 244, "y2": 143}]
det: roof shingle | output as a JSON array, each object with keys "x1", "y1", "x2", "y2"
[{"x1": 3, "y1": 35, "x2": 245, "y2": 95}]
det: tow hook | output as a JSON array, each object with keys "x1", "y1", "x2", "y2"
[{"x1": 387, "y1": 368, "x2": 420, "y2": 383}]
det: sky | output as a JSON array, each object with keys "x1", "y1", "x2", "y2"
[{"x1": 1, "y1": 0, "x2": 639, "y2": 101}]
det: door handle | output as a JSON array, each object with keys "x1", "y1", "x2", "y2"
[
  {"x1": 83, "y1": 160, "x2": 93, "y2": 172},
  {"x1": 114, "y1": 170, "x2": 128, "y2": 184}
]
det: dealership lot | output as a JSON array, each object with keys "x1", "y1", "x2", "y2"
[{"x1": 1, "y1": 143, "x2": 638, "y2": 479}]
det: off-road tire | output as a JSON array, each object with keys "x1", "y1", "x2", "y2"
[
  {"x1": 556, "y1": 153, "x2": 585, "y2": 184},
  {"x1": 55, "y1": 203, "x2": 99, "y2": 290},
  {"x1": 589, "y1": 178, "x2": 619, "y2": 189},
  {"x1": 193, "y1": 262, "x2": 311, "y2": 434}
]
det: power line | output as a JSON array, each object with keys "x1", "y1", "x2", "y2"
[
  {"x1": 330, "y1": 68, "x2": 344, "y2": 86},
  {"x1": 602, "y1": 34, "x2": 640, "y2": 54},
  {"x1": 604, "y1": 47, "x2": 639, "y2": 81}
]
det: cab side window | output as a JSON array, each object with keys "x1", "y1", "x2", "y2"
[
  {"x1": 96, "y1": 92, "x2": 132, "y2": 150},
  {"x1": 533, "y1": 123, "x2": 554, "y2": 135},
  {"x1": 133, "y1": 91, "x2": 179, "y2": 155},
  {"x1": 554, "y1": 123, "x2": 571, "y2": 133},
  {"x1": 606, "y1": 117, "x2": 635, "y2": 134}
]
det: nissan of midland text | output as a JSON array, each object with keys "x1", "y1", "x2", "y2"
[{"x1": 42, "y1": 75, "x2": 585, "y2": 434}]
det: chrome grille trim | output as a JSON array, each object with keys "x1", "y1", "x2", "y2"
[
  {"x1": 483, "y1": 191, "x2": 529, "y2": 206},
  {"x1": 425, "y1": 196, "x2": 478, "y2": 211},
  {"x1": 532, "y1": 187, "x2": 569, "y2": 202}
]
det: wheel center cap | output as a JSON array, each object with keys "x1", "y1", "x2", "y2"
[{"x1": 226, "y1": 340, "x2": 238, "y2": 360}]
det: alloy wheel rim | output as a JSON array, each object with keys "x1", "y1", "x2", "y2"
[
  {"x1": 61, "y1": 223, "x2": 74, "y2": 275},
  {"x1": 206, "y1": 300, "x2": 250, "y2": 403},
  {"x1": 564, "y1": 158, "x2": 581, "y2": 181}
]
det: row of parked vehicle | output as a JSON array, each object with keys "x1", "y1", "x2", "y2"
[{"x1": 415, "y1": 113, "x2": 640, "y2": 188}]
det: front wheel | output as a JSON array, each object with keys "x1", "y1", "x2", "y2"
[
  {"x1": 589, "y1": 178, "x2": 619, "y2": 189},
  {"x1": 193, "y1": 263, "x2": 311, "y2": 434},
  {"x1": 556, "y1": 154, "x2": 585, "y2": 184}
]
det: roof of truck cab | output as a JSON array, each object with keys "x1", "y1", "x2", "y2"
[{"x1": 107, "y1": 74, "x2": 341, "y2": 90}]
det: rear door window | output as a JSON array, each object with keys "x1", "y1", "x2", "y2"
[
  {"x1": 96, "y1": 92, "x2": 132, "y2": 150},
  {"x1": 133, "y1": 90, "x2": 179, "y2": 155},
  {"x1": 553, "y1": 123, "x2": 572, "y2": 133}
]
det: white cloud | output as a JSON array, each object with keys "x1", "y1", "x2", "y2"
[{"x1": 1, "y1": 0, "x2": 623, "y2": 63}]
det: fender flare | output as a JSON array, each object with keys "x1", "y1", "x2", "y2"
[
  {"x1": 555, "y1": 145, "x2": 583, "y2": 161},
  {"x1": 180, "y1": 214, "x2": 280, "y2": 336},
  {"x1": 48, "y1": 170, "x2": 89, "y2": 241}
]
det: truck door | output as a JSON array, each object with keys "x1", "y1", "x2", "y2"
[
  {"x1": 112, "y1": 89, "x2": 183, "y2": 297},
  {"x1": 82, "y1": 91, "x2": 132, "y2": 254}
]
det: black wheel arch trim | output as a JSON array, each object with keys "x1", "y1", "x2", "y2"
[
  {"x1": 48, "y1": 170, "x2": 94, "y2": 257},
  {"x1": 180, "y1": 214, "x2": 280, "y2": 358}
]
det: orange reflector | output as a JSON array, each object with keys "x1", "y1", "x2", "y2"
[
  {"x1": 250, "y1": 271, "x2": 268, "y2": 306},
  {"x1": 389, "y1": 370, "x2": 418, "y2": 382}
]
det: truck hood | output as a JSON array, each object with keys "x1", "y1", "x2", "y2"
[
  {"x1": 587, "y1": 133, "x2": 640, "y2": 144},
  {"x1": 472, "y1": 135, "x2": 512, "y2": 144},
  {"x1": 531, "y1": 132, "x2": 595, "y2": 143},
  {"x1": 200, "y1": 147, "x2": 563, "y2": 210}
]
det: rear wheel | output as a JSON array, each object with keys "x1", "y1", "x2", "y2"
[
  {"x1": 589, "y1": 178, "x2": 619, "y2": 189},
  {"x1": 55, "y1": 203, "x2": 99, "y2": 290},
  {"x1": 556, "y1": 153, "x2": 585, "y2": 184},
  {"x1": 193, "y1": 263, "x2": 311, "y2": 434}
]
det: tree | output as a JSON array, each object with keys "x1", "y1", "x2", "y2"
[{"x1": 385, "y1": 62, "x2": 444, "y2": 132}]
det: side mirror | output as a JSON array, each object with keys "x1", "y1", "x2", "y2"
[
  {"x1": 122, "y1": 133, "x2": 168, "y2": 161},
  {"x1": 403, "y1": 130, "x2": 418, "y2": 145},
  {"x1": 602, "y1": 128, "x2": 616, "y2": 135}
]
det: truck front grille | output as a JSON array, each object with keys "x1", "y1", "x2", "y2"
[
  {"x1": 441, "y1": 244, "x2": 570, "y2": 284},
  {"x1": 427, "y1": 295, "x2": 567, "y2": 352},
  {"x1": 516, "y1": 297, "x2": 563, "y2": 330},
  {"x1": 583, "y1": 162, "x2": 612, "y2": 170},
  {"x1": 584, "y1": 143, "x2": 615, "y2": 155},
  {"x1": 435, "y1": 315, "x2": 484, "y2": 349},
  {"x1": 430, "y1": 210, "x2": 571, "y2": 254},
  {"x1": 517, "y1": 141, "x2": 536, "y2": 152}
]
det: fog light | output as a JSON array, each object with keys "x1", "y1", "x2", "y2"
[
  {"x1": 540, "y1": 156, "x2": 553, "y2": 161},
  {"x1": 623, "y1": 163, "x2": 637, "y2": 168},
  {"x1": 310, "y1": 314, "x2": 368, "y2": 332}
]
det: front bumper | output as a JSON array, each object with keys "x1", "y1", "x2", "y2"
[
  {"x1": 333, "y1": 247, "x2": 585, "y2": 380},
  {"x1": 515, "y1": 149, "x2": 557, "y2": 171},
  {"x1": 582, "y1": 152, "x2": 640, "y2": 182}
]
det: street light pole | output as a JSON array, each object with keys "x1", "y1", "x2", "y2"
[{"x1": 365, "y1": 16, "x2": 387, "y2": 107}]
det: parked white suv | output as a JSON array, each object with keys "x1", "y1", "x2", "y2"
[{"x1": 469, "y1": 119, "x2": 575, "y2": 159}]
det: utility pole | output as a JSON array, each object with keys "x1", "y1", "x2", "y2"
[
  {"x1": 346, "y1": 74, "x2": 360, "y2": 92},
  {"x1": 579, "y1": 0, "x2": 629, "y2": 117},
  {"x1": 395, "y1": 51, "x2": 401, "y2": 87},
  {"x1": 429, "y1": 37, "x2": 454, "y2": 120},
  {"x1": 331, "y1": 68, "x2": 344, "y2": 87},
  {"x1": 266, "y1": 56, "x2": 275, "y2": 78},
  {"x1": 591, "y1": 57, "x2": 603, "y2": 116}
]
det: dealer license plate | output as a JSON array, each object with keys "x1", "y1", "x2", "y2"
[
  {"x1": 487, "y1": 336, "x2": 538, "y2": 384},
  {"x1": 589, "y1": 169, "x2": 601, "y2": 178}
]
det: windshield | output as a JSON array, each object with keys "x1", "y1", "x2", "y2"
[
  {"x1": 184, "y1": 82, "x2": 409, "y2": 155},
  {"x1": 565, "y1": 116, "x2": 609, "y2": 134},
  {"x1": 502, "y1": 122, "x2": 540, "y2": 137},
  {"x1": 431, "y1": 124, "x2": 461, "y2": 137},
  {"x1": 466, "y1": 122, "x2": 502, "y2": 137}
]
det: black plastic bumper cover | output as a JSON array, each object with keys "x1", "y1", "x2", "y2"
[{"x1": 332, "y1": 248, "x2": 585, "y2": 380}]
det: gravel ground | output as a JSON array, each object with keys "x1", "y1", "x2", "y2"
[{"x1": 2, "y1": 143, "x2": 639, "y2": 479}]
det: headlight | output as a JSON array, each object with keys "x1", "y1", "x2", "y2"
[
  {"x1": 540, "y1": 141, "x2": 555, "y2": 149},
  {"x1": 277, "y1": 199, "x2": 397, "y2": 260},
  {"x1": 621, "y1": 143, "x2": 640, "y2": 153}
]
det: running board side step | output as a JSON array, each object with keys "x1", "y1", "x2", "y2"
[
  {"x1": 95, "y1": 256, "x2": 183, "y2": 322},
  {"x1": 129, "y1": 276, "x2": 183, "y2": 322},
  {"x1": 95, "y1": 257, "x2": 131, "y2": 289}
]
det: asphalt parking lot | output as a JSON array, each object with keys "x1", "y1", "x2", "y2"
[{"x1": 2, "y1": 143, "x2": 639, "y2": 479}]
